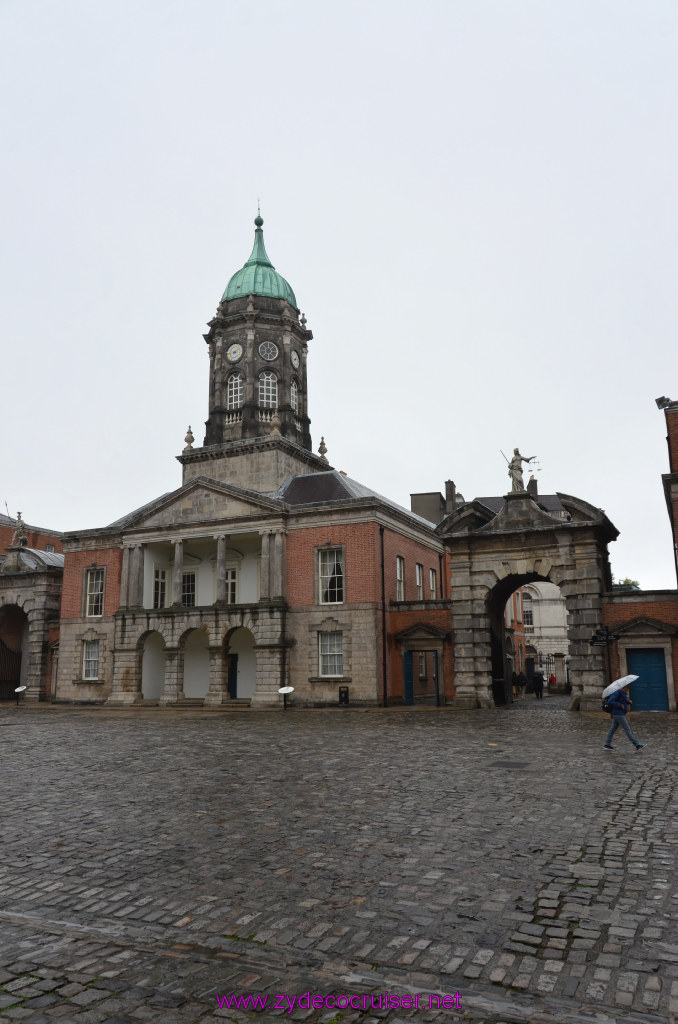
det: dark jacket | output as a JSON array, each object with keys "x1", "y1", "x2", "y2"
[{"x1": 608, "y1": 689, "x2": 630, "y2": 716}]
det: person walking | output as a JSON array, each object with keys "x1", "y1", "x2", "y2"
[
  {"x1": 533, "y1": 670, "x2": 544, "y2": 699},
  {"x1": 604, "y1": 685, "x2": 645, "y2": 750},
  {"x1": 517, "y1": 670, "x2": 527, "y2": 699}
]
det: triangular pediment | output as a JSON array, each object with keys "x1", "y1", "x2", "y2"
[
  {"x1": 609, "y1": 616, "x2": 677, "y2": 638},
  {"x1": 395, "y1": 622, "x2": 450, "y2": 642},
  {"x1": 116, "y1": 477, "x2": 284, "y2": 531},
  {"x1": 436, "y1": 501, "x2": 496, "y2": 537}
]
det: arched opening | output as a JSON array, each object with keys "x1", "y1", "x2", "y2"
[
  {"x1": 183, "y1": 629, "x2": 210, "y2": 699},
  {"x1": 225, "y1": 628, "x2": 256, "y2": 699},
  {"x1": 141, "y1": 631, "x2": 166, "y2": 700},
  {"x1": 0, "y1": 605, "x2": 28, "y2": 699},
  {"x1": 487, "y1": 574, "x2": 570, "y2": 701}
]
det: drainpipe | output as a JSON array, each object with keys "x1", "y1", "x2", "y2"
[
  {"x1": 379, "y1": 526, "x2": 387, "y2": 707},
  {"x1": 438, "y1": 552, "x2": 445, "y2": 599}
]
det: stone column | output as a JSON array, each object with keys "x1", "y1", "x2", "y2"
[
  {"x1": 249, "y1": 641, "x2": 285, "y2": 707},
  {"x1": 159, "y1": 646, "x2": 182, "y2": 704},
  {"x1": 119, "y1": 547, "x2": 131, "y2": 608},
  {"x1": 129, "y1": 544, "x2": 145, "y2": 608},
  {"x1": 271, "y1": 530, "x2": 286, "y2": 599},
  {"x1": 108, "y1": 648, "x2": 141, "y2": 705},
  {"x1": 560, "y1": 574, "x2": 606, "y2": 710},
  {"x1": 259, "y1": 531, "x2": 271, "y2": 600},
  {"x1": 215, "y1": 534, "x2": 229, "y2": 604},
  {"x1": 172, "y1": 539, "x2": 184, "y2": 606},
  {"x1": 448, "y1": 560, "x2": 494, "y2": 709},
  {"x1": 204, "y1": 644, "x2": 228, "y2": 705}
]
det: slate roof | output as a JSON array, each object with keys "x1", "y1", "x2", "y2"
[
  {"x1": 276, "y1": 471, "x2": 433, "y2": 527},
  {"x1": 0, "y1": 548, "x2": 64, "y2": 571}
]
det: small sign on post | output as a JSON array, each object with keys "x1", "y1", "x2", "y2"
[{"x1": 278, "y1": 685, "x2": 294, "y2": 711}]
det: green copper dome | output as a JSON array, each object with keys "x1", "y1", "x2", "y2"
[{"x1": 222, "y1": 216, "x2": 297, "y2": 306}]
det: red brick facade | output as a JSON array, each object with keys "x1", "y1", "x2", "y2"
[
  {"x1": 60, "y1": 549, "x2": 122, "y2": 620},
  {"x1": 0, "y1": 520, "x2": 63, "y2": 555}
]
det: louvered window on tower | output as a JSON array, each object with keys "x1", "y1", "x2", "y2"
[
  {"x1": 319, "y1": 548, "x2": 344, "y2": 604},
  {"x1": 290, "y1": 379, "x2": 299, "y2": 413},
  {"x1": 259, "y1": 371, "x2": 278, "y2": 408}
]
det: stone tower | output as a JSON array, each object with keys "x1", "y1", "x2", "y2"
[{"x1": 203, "y1": 215, "x2": 312, "y2": 451}]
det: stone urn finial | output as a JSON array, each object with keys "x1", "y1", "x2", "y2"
[
  {"x1": 318, "y1": 437, "x2": 328, "y2": 462},
  {"x1": 183, "y1": 426, "x2": 195, "y2": 452},
  {"x1": 300, "y1": 312, "x2": 307, "y2": 329}
]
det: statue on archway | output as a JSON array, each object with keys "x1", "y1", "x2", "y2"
[
  {"x1": 10, "y1": 512, "x2": 27, "y2": 547},
  {"x1": 507, "y1": 449, "x2": 535, "y2": 492}
]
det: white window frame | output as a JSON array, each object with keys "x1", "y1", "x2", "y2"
[
  {"x1": 85, "y1": 568, "x2": 105, "y2": 618},
  {"x1": 415, "y1": 563, "x2": 423, "y2": 600},
  {"x1": 290, "y1": 378, "x2": 299, "y2": 413},
  {"x1": 227, "y1": 372, "x2": 244, "y2": 410},
  {"x1": 224, "y1": 566, "x2": 238, "y2": 604},
  {"x1": 153, "y1": 567, "x2": 168, "y2": 610},
  {"x1": 83, "y1": 640, "x2": 100, "y2": 680},
  {"x1": 396, "y1": 556, "x2": 405, "y2": 601},
  {"x1": 319, "y1": 548, "x2": 344, "y2": 605},
  {"x1": 319, "y1": 632, "x2": 343, "y2": 677},
  {"x1": 418, "y1": 652, "x2": 427, "y2": 679},
  {"x1": 45, "y1": 544, "x2": 55, "y2": 553},
  {"x1": 429, "y1": 568, "x2": 437, "y2": 599},
  {"x1": 258, "y1": 371, "x2": 278, "y2": 408},
  {"x1": 182, "y1": 572, "x2": 196, "y2": 608}
]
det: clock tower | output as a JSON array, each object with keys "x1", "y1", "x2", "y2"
[{"x1": 203, "y1": 216, "x2": 312, "y2": 452}]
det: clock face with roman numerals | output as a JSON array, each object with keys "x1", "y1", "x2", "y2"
[
  {"x1": 226, "y1": 343, "x2": 243, "y2": 363},
  {"x1": 291, "y1": 349, "x2": 300, "y2": 369},
  {"x1": 259, "y1": 341, "x2": 278, "y2": 361}
]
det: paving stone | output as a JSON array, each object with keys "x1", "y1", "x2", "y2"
[{"x1": 0, "y1": 699, "x2": 676, "y2": 1022}]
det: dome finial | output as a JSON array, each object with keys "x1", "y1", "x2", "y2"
[{"x1": 255, "y1": 198, "x2": 263, "y2": 228}]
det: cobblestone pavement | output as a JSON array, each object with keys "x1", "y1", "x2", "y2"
[{"x1": 0, "y1": 696, "x2": 677, "y2": 1024}]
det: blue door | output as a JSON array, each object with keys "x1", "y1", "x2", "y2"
[
  {"x1": 403, "y1": 651, "x2": 414, "y2": 705},
  {"x1": 626, "y1": 649, "x2": 669, "y2": 711}
]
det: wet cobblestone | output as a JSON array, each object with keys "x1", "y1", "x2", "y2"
[{"x1": 0, "y1": 696, "x2": 676, "y2": 1022}]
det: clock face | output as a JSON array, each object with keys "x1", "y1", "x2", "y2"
[
  {"x1": 226, "y1": 342, "x2": 243, "y2": 363},
  {"x1": 291, "y1": 349, "x2": 300, "y2": 369},
  {"x1": 259, "y1": 341, "x2": 278, "y2": 361}
]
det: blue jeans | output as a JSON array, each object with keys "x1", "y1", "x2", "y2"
[{"x1": 605, "y1": 715, "x2": 640, "y2": 747}]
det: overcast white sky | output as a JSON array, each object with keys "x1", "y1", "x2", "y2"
[{"x1": 2, "y1": 0, "x2": 677, "y2": 589}]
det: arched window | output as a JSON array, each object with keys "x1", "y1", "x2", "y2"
[
  {"x1": 226, "y1": 372, "x2": 244, "y2": 409},
  {"x1": 259, "y1": 371, "x2": 277, "y2": 408},
  {"x1": 290, "y1": 379, "x2": 299, "y2": 413}
]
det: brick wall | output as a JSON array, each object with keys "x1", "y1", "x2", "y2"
[
  {"x1": 287, "y1": 522, "x2": 381, "y2": 605},
  {"x1": 0, "y1": 522, "x2": 63, "y2": 554},
  {"x1": 386, "y1": 605, "x2": 455, "y2": 702},
  {"x1": 61, "y1": 548, "x2": 123, "y2": 619},
  {"x1": 381, "y1": 528, "x2": 443, "y2": 603},
  {"x1": 666, "y1": 407, "x2": 678, "y2": 473}
]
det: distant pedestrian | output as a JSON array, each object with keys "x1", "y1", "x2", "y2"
[
  {"x1": 604, "y1": 685, "x2": 645, "y2": 750},
  {"x1": 533, "y1": 671, "x2": 544, "y2": 699},
  {"x1": 512, "y1": 671, "x2": 519, "y2": 700},
  {"x1": 549, "y1": 673, "x2": 556, "y2": 688},
  {"x1": 517, "y1": 671, "x2": 527, "y2": 699}
]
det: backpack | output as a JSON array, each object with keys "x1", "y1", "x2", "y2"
[{"x1": 602, "y1": 698, "x2": 613, "y2": 713}]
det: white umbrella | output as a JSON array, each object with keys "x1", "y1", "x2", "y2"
[{"x1": 602, "y1": 674, "x2": 638, "y2": 699}]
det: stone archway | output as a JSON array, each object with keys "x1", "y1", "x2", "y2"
[
  {"x1": 436, "y1": 491, "x2": 619, "y2": 711},
  {"x1": 0, "y1": 605, "x2": 28, "y2": 698}
]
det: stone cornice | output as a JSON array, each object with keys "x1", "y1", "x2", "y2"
[{"x1": 176, "y1": 435, "x2": 330, "y2": 470}]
